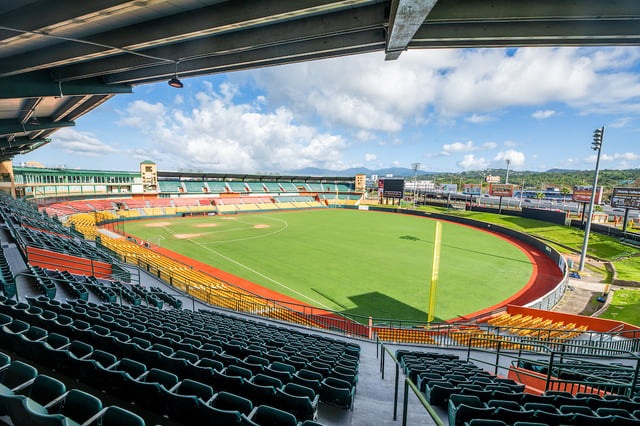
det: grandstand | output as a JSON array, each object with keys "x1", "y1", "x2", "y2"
[{"x1": 0, "y1": 192, "x2": 637, "y2": 425}]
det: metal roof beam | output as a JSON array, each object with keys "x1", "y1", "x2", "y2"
[
  {"x1": 0, "y1": 137, "x2": 48, "y2": 149},
  {"x1": 0, "y1": 1, "x2": 152, "y2": 43},
  {"x1": 0, "y1": 118, "x2": 74, "y2": 137},
  {"x1": 0, "y1": 71, "x2": 131, "y2": 99},
  {"x1": 0, "y1": 0, "x2": 377, "y2": 78},
  {"x1": 410, "y1": 19, "x2": 640, "y2": 48},
  {"x1": 50, "y1": 96, "x2": 90, "y2": 122},
  {"x1": 63, "y1": 95, "x2": 113, "y2": 122},
  {"x1": 385, "y1": 0, "x2": 438, "y2": 60},
  {"x1": 424, "y1": 0, "x2": 640, "y2": 22},
  {"x1": 17, "y1": 98, "x2": 42, "y2": 124},
  {"x1": 50, "y1": 3, "x2": 387, "y2": 82},
  {"x1": 105, "y1": 29, "x2": 385, "y2": 85}
]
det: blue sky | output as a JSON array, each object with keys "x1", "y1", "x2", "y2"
[{"x1": 18, "y1": 46, "x2": 640, "y2": 174}]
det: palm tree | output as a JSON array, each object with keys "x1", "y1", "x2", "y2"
[
  {"x1": 560, "y1": 187, "x2": 571, "y2": 204},
  {"x1": 536, "y1": 191, "x2": 544, "y2": 207}
]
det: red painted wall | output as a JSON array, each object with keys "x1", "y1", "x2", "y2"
[{"x1": 26, "y1": 246, "x2": 112, "y2": 278}]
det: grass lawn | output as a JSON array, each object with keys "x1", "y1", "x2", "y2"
[
  {"x1": 123, "y1": 209, "x2": 533, "y2": 322},
  {"x1": 600, "y1": 289, "x2": 640, "y2": 326},
  {"x1": 411, "y1": 206, "x2": 640, "y2": 281}
]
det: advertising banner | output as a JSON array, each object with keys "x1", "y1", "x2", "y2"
[
  {"x1": 489, "y1": 184, "x2": 515, "y2": 197},
  {"x1": 572, "y1": 185, "x2": 603, "y2": 204}
]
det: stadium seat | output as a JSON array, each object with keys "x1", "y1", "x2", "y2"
[
  {"x1": 248, "y1": 405, "x2": 298, "y2": 426},
  {"x1": 320, "y1": 377, "x2": 353, "y2": 409},
  {"x1": 0, "y1": 361, "x2": 38, "y2": 396},
  {"x1": 210, "y1": 391, "x2": 253, "y2": 416},
  {"x1": 47, "y1": 389, "x2": 103, "y2": 425},
  {"x1": 83, "y1": 406, "x2": 146, "y2": 426}
]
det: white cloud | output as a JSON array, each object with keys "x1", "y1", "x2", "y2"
[
  {"x1": 443, "y1": 141, "x2": 475, "y2": 153},
  {"x1": 532, "y1": 110, "x2": 556, "y2": 119},
  {"x1": 51, "y1": 128, "x2": 116, "y2": 157},
  {"x1": 482, "y1": 142, "x2": 498, "y2": 150},
  {"x1": 494, "y1": 150, "x2": 526, "y2": 167},
  {"x1": 465, "y1": 114, "x2": 496, "y2": 123},
  {"x1": 119, "y1": 85, "x2": 348, "y2": 172},
  {"x1": 174, "y1": 94, "x2": 184, "y2": 105},
  {"x1": 457, "y1": 154, "x2": 489, "y2": 170},
  {"x1": 615, "y1": 152, "x2": 640, "y2": 161},
  {"x1": 609, "y1": 117, "x2": 632, "y2": 128},
  {"x1": 249, "y1": 47, "x2": 640, "y2": 133},
  {"x1": 440, "y1": 140, "x2": 496, "y2": 155},
  {"x1": 364, "y1": 153, "x2": 377, "y2": 162},
  {"x1": 504, "y1": 140, "x2": 518, "y2": 147}
]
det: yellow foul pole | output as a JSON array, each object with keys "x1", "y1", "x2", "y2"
[{"x1": 428, "y1": 221, "x2": 443, "y2": 323}]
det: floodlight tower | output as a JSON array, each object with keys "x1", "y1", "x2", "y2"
[
  {"x1": 578, "y1": 126, "x2": 605, "y2": 272},
  {"x1": 505, "y1": 159, "x2": 511, "y2": 184},
  {"x1": 411, "y1": 162, "x2": 421, "y2": 208}
]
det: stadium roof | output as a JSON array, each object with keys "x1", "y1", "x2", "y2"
[{"x1": 1, "y1": 0, "x2": 639, "y2": 161}]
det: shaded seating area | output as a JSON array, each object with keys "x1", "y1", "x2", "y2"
[{"x1": 0, "y1": 294, "x2": 359, "y2": 424}]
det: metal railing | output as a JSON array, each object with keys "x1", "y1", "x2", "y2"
[{"x1": 377, "y1": 336, "x2": 445, "y2": 426}]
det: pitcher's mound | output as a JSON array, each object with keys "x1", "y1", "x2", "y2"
[{"x1": 195, "y1": 224, "x2": 218, "y2": 228}]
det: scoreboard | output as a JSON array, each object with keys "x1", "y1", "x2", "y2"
[{"x1": 379, "y1": 178, "x2": 404, "y2": 199}]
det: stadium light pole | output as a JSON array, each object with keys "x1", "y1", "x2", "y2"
[
  {"x1": 578, "y1": 126, "x2": 605, "y2": 272},
  {"x1": 505, "y1": 159, "x2": 511, "y2": 184},
  {"x1": 411, "y1": 162, "x2": 421, "y2": 208}
]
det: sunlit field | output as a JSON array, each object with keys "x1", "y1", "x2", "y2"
[{"x1": 124, "y1": 209, "x2": 533, "y2": 321}]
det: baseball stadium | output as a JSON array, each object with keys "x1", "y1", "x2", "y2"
[{"x1": 0, "y1": 2, "x2": 639, "y2": 426}]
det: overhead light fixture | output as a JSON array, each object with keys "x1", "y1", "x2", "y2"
[
  {"x1": 168, "y1": 61, "x2": 183, "y2": 88},
  {"x1": 168, "y1": 76, "x2": 183, "y2": 88}
]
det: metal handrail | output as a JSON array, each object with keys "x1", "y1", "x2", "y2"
[{"x1": 377, "y1": 337, "x2": 445, "y2": 426}]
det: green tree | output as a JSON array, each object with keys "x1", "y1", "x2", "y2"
[{"x1": 536, "y1": 191, "x2": 545, "y2": 207}]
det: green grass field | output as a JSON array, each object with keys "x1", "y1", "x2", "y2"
[
  {"x1": 123, "y1": 209, "x2": 533, "y2": 322},
  {"x1": 600, "y1": 289, "x2": 640, "y2": 326}
]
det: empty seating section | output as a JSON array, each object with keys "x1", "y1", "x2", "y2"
[
  {"x1": 123, "y1": 199, "x2": 147, "y2": 209},
  {"x1": 183, "y1": 181, "x2": 208, "y2": 193},
  {"x1": 203, "y1": 180, "x2": 227, "y2": 192},
  {"x1": 227, "y1": 181, "x2": 248, "y2": 193},
  {"x1": 264, "y1": 182, "x2": 283, "y2": 192},
  {"x1": 171, "y1": 198, "x2": 199, "y2": 207},
  {"x1": 158, "y1": 180, "x2": 184, "y2": 193},
  {"x1": 0, "y1": 351, "x2": 144, "y2": 425},
  {"x1": 147, "y1": 198, "x2": 173, "y2": 208},
  {"x1": 517, "y1": 358, "x2": 640, "y2": 396},
  {"x1": 280, "y1": 182, "x2": 299, "y2": 192},
  {"x1": 399, "y1": 349, "x2": 640, "y2": 425},
  {"x1": 16, "y1": 226, "x2": 112, "y2": 263},
  {"x1": 216, "y1": 197, "x2": 244, "y2": 205},
  {"x1": 485, "y1": 312, "x2": 589, "y2": 342},
  {"x1": 306, "y1": 183, "x2": 324, "y2": 192},
  {"x1": 246, "y1": 182, "x2": 266, "y2": 192},
  {"x1": 100, "y1": 236, "x2": 296, "y2": 315},
  {"x1": 86, "y1": 199, "x2": 116, "y2": 210},
  {"x1": 0, "y1": 249, "x2": 15, "y2": 298},
  {"x1": 0, "y1": 295, "x2": 358, "y2": 424}
]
